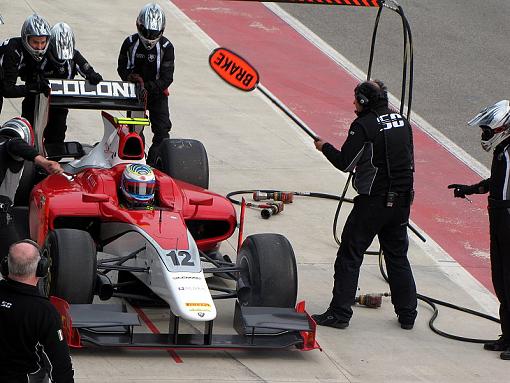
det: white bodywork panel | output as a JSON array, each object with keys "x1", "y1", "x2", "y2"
[
  {"x1": 64, "y1": 114, "x2": 146, "y2": 173},
  {"x1": 102, "y1": 222, "x2": 217, "y2": 322}
]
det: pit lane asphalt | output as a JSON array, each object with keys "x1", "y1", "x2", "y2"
[
  {"x1": 278, "y1": 0, "x2": 510, "y2": 169},
  {"x1": 1, "y1": 1, "x2": 508, "y2": 381}
]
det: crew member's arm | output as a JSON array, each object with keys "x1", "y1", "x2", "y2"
[
  {"x1": 40, "y1": 307, "x2": 74, "y2": 383},
  {"x1": 448, "y1": 178, "x2": 490, "y2": 198},
  {"x1": 144, "y1": 41, "x2": 175, "y2": 96},
  {"x1": 7, "y1": 138, "x2": 63, "y2": 174},
  {"x1": 74, "y1": 50, "x2": 102, "y2": 85},
  {"x1": 315, "y1": 121, "x2": 367, "y2": 172},
  {"x1": 117, "y1": 37, "x2": 132, "y2": 81},
  {"x1": 1, "y1": 48, "x2": 29, "y2": 97}
]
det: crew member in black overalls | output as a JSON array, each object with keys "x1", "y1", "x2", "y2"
[
  {"x1": 312, "y1": 80, "x2": 418, "y2": 330},
  {"x1": 449, "y1": 100, "x2": 510, "y2": 360},
  {"x1": 0, "y1": 240, "x2": 74, "y2": 382},
  {"x1": 41, "y1": 22, "x2": 103, "y2": 144},
  {"x1": 0, "y1": 117, "x2": 62, "y2": 267},
  {"x1": 117, "y1": 2, "x2": 175, "y2": 164},
  {"x1": 0, "y1": 14, "x2": 52, "y2": 123}
]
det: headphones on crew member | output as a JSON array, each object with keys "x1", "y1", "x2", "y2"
[
  {"x1": 0, "y1": 239, "x2": 49, "y2": 278},
  {"x1": 355, "y1": 80, "x2": 388, "y2": 107}
]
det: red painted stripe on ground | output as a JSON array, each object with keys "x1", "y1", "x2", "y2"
[
  {"x1": 132, "y1": 306, "x2": 183, "y2": 363},
  {"x1": 172, "y1": 0, "x2": 492, "y2": 292}
]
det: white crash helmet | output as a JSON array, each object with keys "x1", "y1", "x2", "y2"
[
  {"x1": 468, "y1": 100, "x2": 510, "y2": 152},
  {"x1": 120, "y1": 163, "x2": 156, "y2": 206},
  {"x1": 136, "y1": 3, "x2": 166, "y2": 50},
  {"x1": 49, "y1": 22, "x2": 75, "y2": 62},
  {"x1": 21, "y1": 14, "x2": 51, "y2": 62},
  {"x1": 0, "y1": 117, "x2": 34, "y2": 146}
]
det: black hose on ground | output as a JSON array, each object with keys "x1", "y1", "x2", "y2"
[
  {"x1": 227, "y1": 187, "x2": 500, "y2": 343},
  {"x1": 377, "y1": 252, "x2": 500, "y2": 343}
]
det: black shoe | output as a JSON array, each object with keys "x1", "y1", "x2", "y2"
[
  {"x1": 400, "y1": 322, "x2": 414, "y2": 330},
  {"x1": 312, "y1": 309, "x2": 349, "y2": 329},
  {"x1": 484, "y1": 336, "x2": 510, "y2": 351},
  {"x1": 500, "y1": 348, "x2": 510, "y2": 360}
]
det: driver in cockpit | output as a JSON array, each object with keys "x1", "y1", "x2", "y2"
[{"x1": 119, "y1": 163, "x2": 156, "y2": 209}]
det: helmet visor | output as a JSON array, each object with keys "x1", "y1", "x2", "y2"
[
  {"x1": 480, "y1": 125, "x2": 495, "y2": 141},
  {"x1": 138, "y1": 25, "x2": 163, "y2": 42},
  {"x1": 123, "y1": 179, "x2": 155, "y2": 199}
]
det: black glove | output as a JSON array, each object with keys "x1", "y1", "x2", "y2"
[
  {"x1": 447, "y1": 184, "x2": 479, "y2": 198},
  {"x1": 144, "y1": 81, "x2": 159, "y2": 95},
  {"x1": 127, "y1": 73, "x2": 144, "y2": 86},
  {"x1": 135, "y1": 83, "x2": 148, "y2": 104},
  {"x1": 87, "y1": 71, "x2": 103, "y2": 85},
  {"x1": 27, "y1": 78, "x2": 50, "y2": 96}
]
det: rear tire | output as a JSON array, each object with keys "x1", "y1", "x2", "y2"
[
  {"x1": 236, "y1": 233, "x2": 297, "y2": 307},
  {"x1": 154, "y1": 138, "x2": 209, "y2": 189},
  {"x1": 41, "y1": 229, "x2": 97, "y2": 303}
]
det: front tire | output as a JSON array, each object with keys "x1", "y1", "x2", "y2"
[
  {"x1": 41, "y1": 229, "x2": 97, "y2": 303},
  {"x1": 236, "y1": 233, "x2": 298, "y2": 307}
]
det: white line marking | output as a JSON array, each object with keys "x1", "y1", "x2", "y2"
[
  {"x1": 167, "y1": 1, "x2": 498, "y2": 315},
  {"x1": 263, "y1": 3, "x2": 498, "y2": 315}
]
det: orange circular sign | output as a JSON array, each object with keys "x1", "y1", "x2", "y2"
[{"x1": 209, "y1": 47, "x2": 260, "y2": 92}]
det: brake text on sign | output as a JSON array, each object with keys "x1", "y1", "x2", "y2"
[{"x1": 212, "y1": 52, "x2": 254, "y2": 88}]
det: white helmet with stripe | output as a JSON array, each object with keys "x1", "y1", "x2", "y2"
[
  {"x1": 50, "y1": 22, "x2": 75, "y2": 62},
  {"x1": 136, "y1": 3, "x2": 166, "y2": 50},
  {"x1": 468, "y1": 100, "x2": 510, "y2": 152}
]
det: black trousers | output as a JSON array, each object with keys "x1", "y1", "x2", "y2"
[
  {"x1": 44, "y1": 108, "x2": 69, "y2": 144},
  {"x1": 489, "y1": 208, "x2": 510, "y2": 339},
  {"x1": 22, "y1": 96, "x2": 36, "y2": 126},
  {"x1": 146, "y1": 95, "x2": 171, "y2": 163},
  {"x1": 330, "y1": 195, "x2": 418, "y2": 323}
]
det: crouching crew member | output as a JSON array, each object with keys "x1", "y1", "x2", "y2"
[
  {"x1": 117, "y1": 2, "x2": 175, "y2": 164},
  {"x1": 41, "y1": 22, "x2": 103, "y2": 144},
  {"x1": 0, "y1": 240, "x2": 74, "y2": 382},
  {"x1": 449, "y1": 100, "x2": 510, "y2": 360},
  {"x1": 312, "y1": 80, "x2": 418, "y2": 330},
  {"x1": 0, "y1": 117, "x2": 63, "y2": 265}
]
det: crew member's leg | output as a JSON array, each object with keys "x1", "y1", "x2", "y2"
[
  {"x1": 21, "y1": 95, "x2": 36, "y2": 126},
  {"x1": 378, "y1": 205, "x2": 417, "y2": 327},
  {"x1": 146, "y1": 95, "x2": 171, "y2": 164},
  {"x1": 43, "y1": 107, "x2": 69, "y2": 144},
  {"x1": 328, "y1": 196, "x2": 382, "y2": 321},
  {"x1": 488, "y1": 209, "x2": 510, "y2": 355}
]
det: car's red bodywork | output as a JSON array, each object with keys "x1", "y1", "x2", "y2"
[{"x1": 29, "y1": 165, "x2": 237, "y2": 252}]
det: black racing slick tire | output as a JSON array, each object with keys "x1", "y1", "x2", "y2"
[
  {"x1": 41, "y1": 229, "x2": 97, "y2": 304},
  {"x1": 155, "y1": 138, "x2": 209, "y2": 189},
  {"x1": 236, "y1": 233, "x2": 298, "y2": 308}
]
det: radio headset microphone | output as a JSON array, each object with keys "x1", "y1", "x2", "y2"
[
  {"x1": 253, "y1": 191, "x2": 294, "y2": 204},
  {"x1": 260, "y1": 201, "x2": 284, "y2": 219}
]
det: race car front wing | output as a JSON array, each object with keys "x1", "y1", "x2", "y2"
[{"x1": 50, "y1": 297, "x2": 320, "y2": 351}]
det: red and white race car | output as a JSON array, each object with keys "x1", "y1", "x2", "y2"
[{"x1": 22, "y1": 79, "x2": 318, "y2": 351}]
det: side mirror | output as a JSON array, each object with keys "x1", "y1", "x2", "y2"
[
  {"x1": 189, "y1": 197, "x2": 213, "y2": 206},
  {"x1": 82, "y1": 193, "x2": 110, "y2": 203}
]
